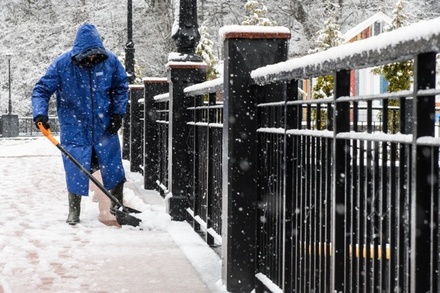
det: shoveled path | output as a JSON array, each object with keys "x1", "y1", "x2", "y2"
[{"x1": 0, "y1": 137, "x2": 222, "y2": 293}]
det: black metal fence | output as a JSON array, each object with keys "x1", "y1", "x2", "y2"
[
  {"x1": 186, "y1": 84, "x2": 224, "y2": 246},
  {"x1": 154, "y1": 93, "x2": 170, "y2": 196},
  {"x1": 249, "y1": 18, "x2": 440, "y2": 293},
  {"x1": 0, "y1": 116, "x2": 59, "y2": 137},
  {"x1": 125, "y1": 17, "x2": 440, "y2": 293}
]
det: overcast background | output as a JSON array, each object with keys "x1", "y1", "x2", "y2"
[{"x1": 0, "y1": 0, "x2": 439, "y2": 116}]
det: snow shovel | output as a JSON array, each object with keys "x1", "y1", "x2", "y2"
[{"x1": 38, "y1": 122, "x2": 142, "y2": 227}]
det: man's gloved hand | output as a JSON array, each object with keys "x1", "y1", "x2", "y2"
[
  {"x1": 34, "y1": 115, "x2": 50, "y2": 130},
  {"x1": 107, "y1": 114, "x2": 123, "y2": 134}
]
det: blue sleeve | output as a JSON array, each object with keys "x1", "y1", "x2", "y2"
[{"x1": 31, "y1": 60, "x2": 61, "y2": 119}]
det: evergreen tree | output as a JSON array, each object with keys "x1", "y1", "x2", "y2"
[
  {"x1": 196, "y1": 26, "x2": 220, "y2": 80},
  {"x1": 372, "y1": 0, "x2": 412, "y2": 133},
  {"x1": 309, "y1": 11, "x2": 344, "y2": 54},
  {"x1": 309, "y1": 12, "x2": 344, "y2": 129},
  {"x1": 241, "y1": 0, "x2": 277, "y2": 26}
]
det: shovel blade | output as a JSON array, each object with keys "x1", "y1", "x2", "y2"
[{"x1": 115, "y1": 209, "x2": 142, "y2": 227}]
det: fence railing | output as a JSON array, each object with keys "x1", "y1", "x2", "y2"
[
  {"x1": 0, "y1": 116, "x2": 59, "y2": 137},
  {"x1": 124, "y1": 17, "x2": 440, "y2": 293},
  {"x1": 249, "y1": 17, "x2": 440, "y2": 293},
  {"x1": 185, "y1": 79, "x2": 224, "y2": 246},
  {"x1": 154, "y1": 92, "x2": 170, "y2": 197}
]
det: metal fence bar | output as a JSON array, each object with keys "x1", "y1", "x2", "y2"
[{"x1": 206, "y1": 92, "x2": 221, "y2": 245}]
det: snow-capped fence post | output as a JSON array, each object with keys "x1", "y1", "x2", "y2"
[
  {"x1": 166, "y1": 61, "x2": 207, "y2": 221},
  {"x1": 220, "y1": 26, "x2": 291, "y2": 293},
  {"x1": 142, "y1": 78, "x2": 169, "y2": 190},
  {"x1": 128, "y1": 85, "x2": 144, "y2": 173}
]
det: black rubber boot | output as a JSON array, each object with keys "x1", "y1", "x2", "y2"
[
  {"x1": 66, "y1": 193, "x2": 81, "y2": 225},
  {"x1": 110, "y1": 181, "x2": 124, "y2": 215}
]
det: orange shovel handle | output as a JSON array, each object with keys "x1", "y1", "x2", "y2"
[{"x1": 37, "y1": 122, "x2": 59, "y2": 146}]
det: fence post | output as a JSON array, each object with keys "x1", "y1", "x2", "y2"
[
  {"x1": 122, "y1": 97, "x2": 131, "y2": 160},
  {"x1": 143, "y1": 78, "x2": 169, "y2": 190},
  {"x1": 411, "y1": 52, "x2": 438, "y2": 293},
  {"x1": 167, "y1": 62, "x2": 207, "y2": 221},
  {"x1": 129, "y1": 85, "x2": 144, "y2": 173},
  {"x1": 1, "y1": 114, "x2": 19, "y2": 137},
  {"x1": 332, "y1": 69, "x2": 351, "y2": 292},
  {"x1": 221, "y1": 26, "x2": 291, "y2": 292}
]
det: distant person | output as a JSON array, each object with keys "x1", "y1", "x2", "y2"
[{"x1": 31, "y1": 23, "x2": 129, "y2": 225}]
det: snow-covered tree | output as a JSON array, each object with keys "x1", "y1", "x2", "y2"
[
  {"x1": 373, "y1": 0, "x2": 412, "y2": 92},
  {"x1": 196, "y1": 26, "x2": 220, "y2": 80},
  {"x1": 372, "y1": 0, "x2": 412, "y2": 133},
  {"x1": 309, "y1": 12, "x2": 344, "y2": 55},
  {"x1": 241, "y1": 1, "x2": 277, "y2": 26},
  {"x1": 0, "y1": 0, "x2": 439, "y2": 115},
  {"x1": 309, "y1": 12, "x2": 344, "y2": 129}
]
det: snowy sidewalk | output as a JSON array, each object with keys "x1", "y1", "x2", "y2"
[{"x1": 0, "y1": 137, "x2": 224, "y2": 293}]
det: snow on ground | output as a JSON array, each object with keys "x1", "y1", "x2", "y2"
[{"x1": 0, "y1": 136, "x2": 225, "y2": 293}]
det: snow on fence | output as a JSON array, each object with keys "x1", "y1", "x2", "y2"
[
  {"x1": 123, "y1": 17, "x2": 440, "y2": 293},
  {"x1": 245, "y1": 16, "x2": 440, "y2": 293}
]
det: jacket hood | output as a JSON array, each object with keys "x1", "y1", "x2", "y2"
[{"x1": 71, "y1": 24, "x2": 108, "y2": 66}]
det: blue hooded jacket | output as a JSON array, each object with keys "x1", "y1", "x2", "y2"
[{"x1": 32, "y1": 24, "x2": 128, "y2": 196}]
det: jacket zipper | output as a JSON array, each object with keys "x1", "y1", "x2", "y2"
[{"x1": 89, "y1": 68, "x2": 94, "y2": 146}]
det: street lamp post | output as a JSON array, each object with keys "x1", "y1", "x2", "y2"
[
  {"x1": 170, "y1": 0, "x2": 202, "y2": 62},
  {"x1": 166, "y1": 0, "x2": 206, "y2": 221},
  {"x1": 2, "y1": 52, "x2": 18, "y2": 137},
  {"x1": 122, "y1": 0, "x2": 135, "y2": 160},
  {"x1": 125, "y1": 0, "x2": 135, "y2": 84},
  {"x1": 7, "y1": 53, "x2": 12, "y2": 115}
]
